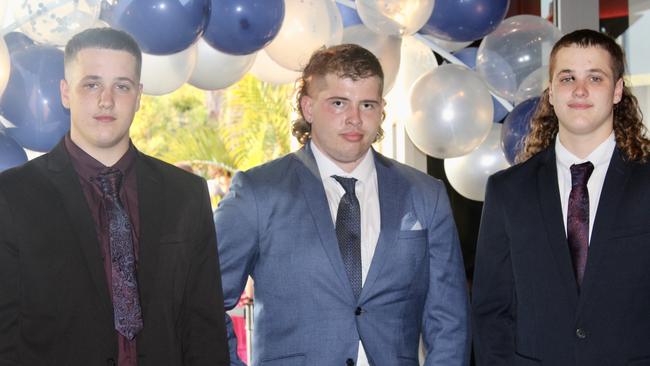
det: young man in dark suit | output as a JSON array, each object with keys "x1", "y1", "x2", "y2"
[{"x1": 0, "y1": 28, "x2": 229, "y2": 365}]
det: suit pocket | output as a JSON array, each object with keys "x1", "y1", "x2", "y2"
[
  {"x1": 397, "y1": 229, "x2": 427, "y2": 240},
  {"x1": 514, "y1": 352, "x2": 541, "y2": 366},
  {"x1": 610, "y1": 224, "x2": 650, "y2": 240},
  {"x1": 629, "y1": 356, "x2": 650, "y2": 366},
  {"x1": 260, "y1": 353, "x2": 305, "y2": 366}
]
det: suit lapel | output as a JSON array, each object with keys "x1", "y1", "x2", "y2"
[
  {"x1": 536, "y1": 147, "x2": 579, "y2": 305},
  {"x1": 133, "y1": 154, "x2": 165, "y2": 313},
  {"x1": 46, "y1": 142, "x2": 112, "y2": 315},
  {"x1": 294, "y1": 145, "x2": 356, "y2": 301},
  {"x1": 359, "y1": 152, "x2": 407, "y2": 302}
]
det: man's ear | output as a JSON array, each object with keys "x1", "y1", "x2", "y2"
[
  {"x1": 613, "y1": 78, "x2": 624, "y2": 104},
  {"x1": 300, "y1": 95, "x2": 313, "y2": 123},
  {"x1": 60, "y1": 79, "x2": 70, "y2": 109}
]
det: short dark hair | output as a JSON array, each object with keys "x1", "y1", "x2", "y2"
[
  {"x1": 64, "y1": 27, "x2": 142, "y2": 79},
  {"x1": 292, "y1": 44, "x2": 385, "y2": 144}
]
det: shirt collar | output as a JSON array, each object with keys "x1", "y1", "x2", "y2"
[
  {"x1": 310, "y1": 140, "x2": 375, "y2": 185},
  {"x1": 64, "y1": 133, "x2": 137, "y2": 183},
  {"x1": 555, "y1": 132, "x2": 616, "y2": 170}
]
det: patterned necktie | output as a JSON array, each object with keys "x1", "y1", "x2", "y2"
[
  {"x1": 333, "y1": 176, "x2": 362, "y2": 300},
  {"x1": 97, "y1": 169, "x2": 143, "y2": 340},
  {"x1": 567, "y1": 161, "x2": 594, "y2": 288}
]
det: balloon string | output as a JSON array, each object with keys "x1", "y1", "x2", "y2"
[
  {"x1": 1, "y1": 0, "x2": 73, "y2": 35},
  {"x1": 334, "y1": 0, "x2": 513, "y2": 112}
]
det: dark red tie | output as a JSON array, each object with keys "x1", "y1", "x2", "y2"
[
  {"x1": 567, "y1": 162, "x2": 594, "y2": 288},
  {"x1": 97, "y1": 169, "x2": 143, "y2": 340}
]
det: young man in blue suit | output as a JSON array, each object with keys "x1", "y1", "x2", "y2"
[
  {"x1": 215, "y1": 44, "x2": 470, "y2": 366},
  {"x1": 473, "y1": 30, "x2": 650, "y2": 365}
]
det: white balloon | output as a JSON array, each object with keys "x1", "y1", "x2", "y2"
[
  {"x1": 265, "y1": 0, "x2": 343, "y2": 71},
  {"x1": 514, "y1": 66, "x2": 549, "y2": 105},
  {"x1": 141, "y1": 44, "x2": 198, "y2": 96},
  {"x1": 249, "y1": 49, "x2": 301, "y2": 85},
  {"x1": 421, "y1": 34, "x2": 472, "y2": 53},
  {"x1": 189, "y1": 38, "x2": 256, "y2": 91},
  {"x1": 444, "y1": 123, "x2": 511, "y2": 201},
  {"x1": 356, "y1": 0, "x2": 434, "y2": 36},
  {"x1": 0, "y1": 39, "x2": 9, "y2": 99},
  {"x1": 11, "y1": 0, "x2": 101, "y2": 46},
  {"x1": 407, "y1": 64, "x2": 493, "y2": 158},
  {"x1": 342, "y1": 24, "x2": 401, "y2": 95}
]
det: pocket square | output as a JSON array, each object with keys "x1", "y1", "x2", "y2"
[{"x1": 400, "y1": 212, "x2": 422, "y2": 231}]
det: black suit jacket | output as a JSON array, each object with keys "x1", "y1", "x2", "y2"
[
  {"x1": 0, "y1": 142, "x2": 229, "y2": 365},
  {"x1": 472, "y1": 146, "x2": 650, "y2": 366}
]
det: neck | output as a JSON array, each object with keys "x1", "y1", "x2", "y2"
[
  {"x1": 557, "y1": 129, "x2": 612, "y2": 160},
  {"x1": 71, "y1": 138, "x2": 129, "y2": 167}
]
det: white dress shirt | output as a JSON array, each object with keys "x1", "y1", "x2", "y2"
[
  {"x1": 555, "y1": 132, "x2": 615, "y2": 242},
  {"x1": 311, "y1": 141, "x2": 380, "y2": 366}
]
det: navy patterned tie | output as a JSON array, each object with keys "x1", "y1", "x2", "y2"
[
  {"x1": 333, "y1": 176, "x2": 362, "y2": 299},
  {"x1": 97, "y1": 169, "x2": 143, "y2": 340},
  {"x1": 567, "y1": 162, "x2": 594, "y2": 288}
]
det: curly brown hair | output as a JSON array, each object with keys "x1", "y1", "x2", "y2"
[
  {"x1": 292, "y1": 44, "x2": 385, "y2": 144},
  {"x1": 518, "y1": 29, "x2": 650, "y2": 163}
]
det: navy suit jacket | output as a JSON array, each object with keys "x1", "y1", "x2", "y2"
[
  {"x1": 472, "y1": 146, "x2": 650, "y2": 366},
  {"x1": 215, "y1": 144, "x2": 470, "y2": 366}
]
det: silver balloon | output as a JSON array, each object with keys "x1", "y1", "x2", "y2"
[
  {"x1": 342, "y1": 24, "x2": 401, "y2": 95},
  {"x1": 421, "y1": 34, "x2": 472, "y2": 53},
  {"x1": 142, "y1": 44, "x2": 197, "y2": 96},
  {"x1": 11, "y1": 0, "x2": 101, "y2": 46},
  {"x1": 514, "y1": 66, "x2": 549, "y2": 105},
  {"x1": 476, "y1": 15, "x2": 562, "y2": 102},
  {"x1": 407, "y1": 64, "x2": 493, "y2": 158},
  {"x1": 189, "y1": 38, "x2": 256, "y2": 91},
  {"x1": 249, "y1": 49, "x2": 301, "y2": 85},
  {"x1": 356, "y1": 0, "x2": 434, "y2": 36},
  {"x1": 444, "y1": 123, "x2": 511, "y2": 201}
]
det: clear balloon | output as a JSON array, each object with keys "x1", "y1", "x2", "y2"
[
  {"x1": 342, "y1": 24, "x2": 401, "y2": 95},
  {"x1": 249, "y1": 49, "x2": 301, "y2": 85},
  {"x1": 0, "y1": 39, "x2": 9, "y2": 99},
  {"x1": 11, "y1": 0, "x2": 101, "y2": 46},
  {"x1": 189, "y1": 38, "x2": 256, "y2": 90},
  {"x1": 0, "y1": 128, "x2": 28, "y2": 172},
  {"x1": 102, "y1": 0, "x2": 209, "y2": 55},
  {"x1": 265, "y1": 0, "x2": 343, "y2": 71},
  {"x1": 421, "y1": 0, "x2": 509, "y2": 42},
  {"x1": 356, "y1": 0, "x2": 434, "y2": 36},
  {"x1": 477, "y1": 15, "x2": 562, "y2": 102},
  {"x1": 514, "y1": 66, "x2": 549, "y2": 105},
  {"x1": 0, "y1": 45, "x2": 70, "y2": 152},
  {"x1": 445, "y1": 123, "x2": 510, "y2": 201},
  {"x1": 501, "y1": 97, "x2": 539, "y2": 164},
  {"x1": 141, "y1": 44, "x2": 198, "y2": 96},
  {"x1": 421, "y1": 34, "x2": 471, "y2": 53},
  {"x1": 407, "y1": 64, "x2": 493, "y2": 158},
  {"x1": 203, "y1": 0, "x2": 284, "y2": 55}
]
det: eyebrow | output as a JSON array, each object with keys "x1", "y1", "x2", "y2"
[
  {"x1": 80, "y1": 75, "x2": 137, "y2": 85},
  {"x1": 556, "y1": 68, "x2": 609, "y2": 75},
  {"x1": 326, "y1": 96, "x2": 381, "y2": 104}
]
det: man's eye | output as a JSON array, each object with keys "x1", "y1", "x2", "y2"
[
  {"x1": 116, "y1": 84, "x2": 131, "y2": 91},
  {"x1": 590, "y1": 76, "x2": 602, "y2": 82},
  {"x1": 559, "y1": 76, "x2": 573, "y2": 83},
  {"x1": 84, "y1": 83, "x2": 99, "y2": 89},
  {"x1": 332, "y1": 100, "x2": 344, "y2": 107}
]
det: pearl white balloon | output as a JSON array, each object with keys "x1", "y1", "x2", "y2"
[
  {"x1": 514, "y1": 66, "x2": 549, "y2": 105},
  {"x1": 356, "y1": 0, "x2": 434, "y2": 36},
  {"x1": 421, "y1": 34, "x2": 472, "y2": 53},
  {"x1": 0, "y1": 39, "x2": 10, "y2": 99},
  {"x1": 444, "y1": 123, "x2": 511, "y2": 201},
  {"x1": 407, "y1": 64, "x2": 493, "y2": 158},
  {"x1": 342, "y1": 24, "x2": 401, "y2": 95},
  {"x1": 189, "y1": 38, "x2": 256, "y2": 91},
  {"x1": 11, "y1": 0, "x2": 101, "y2": 46},
  {"x1": 142, "y1": 44, "x2": 198, "y2": 96},
  {"x1": 477, "y1": 15, "x2": 562, "y2": 101},
  {"x1": 249, "y1": 49, "x2": 301, "y2": 85},
  {"x1": 265, "y1": 0, "x2": 343, "y2": 71}
]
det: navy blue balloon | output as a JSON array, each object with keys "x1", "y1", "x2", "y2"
[
  {"x1": 420, "y1": 0, "x2": 510, "y2": 42},
  {"x1": 337, "y1": 2, "x2": 362, "y2": 27},
  {"x1": 0, "y1": 128, "x2": 28, "y2": 172},
  {"x1": 103, "y1": 0, "x2": 210, "y2": 55},
  {"x1": 3, "y1": 32, "x2": 35, "y2": 54},
  {"x1": 0, "y1": 46, "x2": 70, "y2": 152},
  {"x1": 501, "y1": 97, "x2": 539, "y2": 164},
  {"x1": 203, "y1": 0, "x2": 284, "y2": 55}
]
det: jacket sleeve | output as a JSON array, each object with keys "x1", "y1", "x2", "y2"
[
  {"x1": 421, "y1": 182, "x2": 471, "y2": 366},
  {"x1": 471, "y1": 176, "x2": 516, "y2": 365},
  {"x1": 0, "y1": 188, "x2": 19, "y2": 365},
  {"x1": 181, "y1": 179, "x2": 230, "y2": 365},
  {"x1": 213, "y1": 172, "x2": 259, "y2": 366}
]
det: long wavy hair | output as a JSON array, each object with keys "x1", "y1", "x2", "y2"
[
  {"x1": 292, "y1": 44, "x2": 385, "y2": 145},
  {"x1": 518, "y1": 29, "x2": 650, "y2": 163}
]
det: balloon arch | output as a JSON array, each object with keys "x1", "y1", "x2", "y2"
[{"x1": 0, "y1": 0, "x2": 562, "y2": 201}]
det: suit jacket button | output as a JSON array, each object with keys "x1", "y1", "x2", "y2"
[
  {"x1": 106, "y1": 358, "x2": 116, "y2": 366},
  {"x1": 576, "y1": 328, "x2": 587, "y2": 339},
  {"x1": 355, "y1": 307, "x2": 362, "y2": 316},
  {"x1": 346, "y1": 358, "x2": 355, "y2": 365}
]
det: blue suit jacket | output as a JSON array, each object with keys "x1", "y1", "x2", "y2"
[{"x1": 215, "y1": 144, "x2": 470, "y2": 366}]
